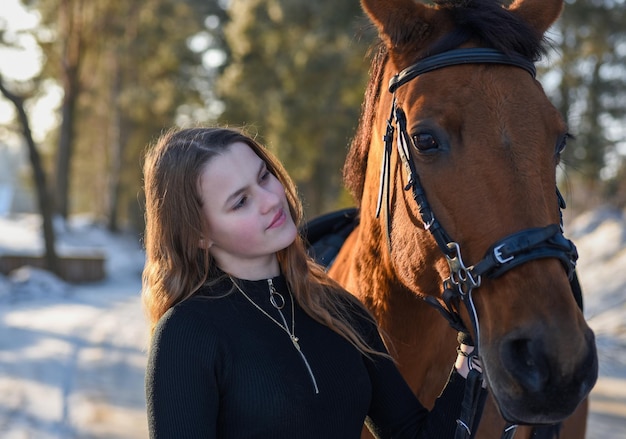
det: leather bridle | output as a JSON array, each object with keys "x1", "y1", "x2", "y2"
[{"x1": 376, "y1": 47, "x2": 579, "y2": 439}]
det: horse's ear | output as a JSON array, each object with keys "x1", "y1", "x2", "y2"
[
  {"x1": 360, "y1": 0, "x2": 435, "y2": 50},
  {"x1": 508, "y1": 0, "x2": 564, "y2": 35}
]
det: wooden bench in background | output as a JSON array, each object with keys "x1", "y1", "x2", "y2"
[{"x1": 0, "y1": 253, "x2": 106, "y2": 283}]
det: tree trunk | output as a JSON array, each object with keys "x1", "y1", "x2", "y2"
[
  {"x1": 55, "y1": 0, "x2": 85, "y2": 219},
  {"x1": 0, "y1": 77, "x2": 60, "y2": 276},
  {"x1": 55, "y1": 86, "x2": 77, "y2": 219},
  {"x1": 107, "y1": 58, "x2": 123, "y2": 233}
]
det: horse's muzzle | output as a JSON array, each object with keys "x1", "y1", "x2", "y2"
[{"x1": 488, "y1": 325, "x2": 598, "y2": 425}]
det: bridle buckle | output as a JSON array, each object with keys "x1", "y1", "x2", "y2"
[{"x1": 493, "y1": 244, "x2": 514, "y2": 264}]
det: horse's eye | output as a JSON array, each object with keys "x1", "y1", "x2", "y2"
[
  {"x1": 412, "y1": 133, "x2": 439, "y2": 152},
  {"x1": 555, "y1": 133, "x2": 573, "y2": 165},
  {"x1": 557, "y1": 133, "x2": 572, "y2": 155}
]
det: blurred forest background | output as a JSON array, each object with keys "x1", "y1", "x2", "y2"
[{"x1": 1, "y1": 0, "x2": 625, "y2": 240}]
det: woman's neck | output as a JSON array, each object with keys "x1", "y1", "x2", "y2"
[{"x1": 216, "y1": 255, "x2": 280, "y2": 281}]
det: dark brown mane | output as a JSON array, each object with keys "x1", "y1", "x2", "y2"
[
  {"x1": 430, "y1": 0, "x2": 548, "y2": 59},
  {"x1": 343, "y1": 43, "x2": 387, "y2": 204},
  {"x1": 343, "y1": 0, "x2": 550, "y2": 204}
]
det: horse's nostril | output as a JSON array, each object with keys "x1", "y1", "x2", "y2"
[{"x1": 502, "y1": 337, "x2": 550, "y2": 394}]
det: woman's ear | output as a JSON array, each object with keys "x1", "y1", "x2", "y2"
[{"x1": 198, "y1": 238, "x2": 213, "y2": 249}]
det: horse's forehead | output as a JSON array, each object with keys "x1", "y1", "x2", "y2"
[
  {"x1": 397, "y1": 66, "x2": 564, "y2": 134},
  {"x1": 390, "y1": 70, "x2": 565, "y2": 217},
  {"x1": 387, "y1": 12, "x2": 454, "y2": 69}
]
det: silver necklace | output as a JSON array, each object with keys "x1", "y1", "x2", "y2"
[
  {"x1": 230, "y1": 277, "x2": 319, "y2": 394},
  {"x1": 230, "y1": 277, "x2": 299, "y2": 348}
]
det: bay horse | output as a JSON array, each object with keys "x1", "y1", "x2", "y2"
[{"x1": 327, "y1": 0, "x2": 598, "y2": 437}]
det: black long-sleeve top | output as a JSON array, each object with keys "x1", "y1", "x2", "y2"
[{"x1": 145, "y1": 274, "x2": 475, "y2": 438}]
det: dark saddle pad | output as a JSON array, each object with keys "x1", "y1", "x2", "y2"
[{"x1": 301, "y1": 207, "x2": 359, "y2": 268}]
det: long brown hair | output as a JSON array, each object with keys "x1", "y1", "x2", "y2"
[{"x1": 142, "y1": 126, "x2": 382, "y2": 356}]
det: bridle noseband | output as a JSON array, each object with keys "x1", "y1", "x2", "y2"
[{"x1": 376, "y1": 47, "x2": 578, "y2": 438}]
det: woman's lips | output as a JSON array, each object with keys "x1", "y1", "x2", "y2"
[{"x1": 268, "y1": 209, "x2": 286, "y2": 229}]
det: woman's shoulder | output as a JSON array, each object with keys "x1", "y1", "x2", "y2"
[
  {"x1": 153, "y1": 285, "x2": 235, "y2": 341},
  {"x1": 148, "y1": 289, "x2": 240, "y2": 371}
]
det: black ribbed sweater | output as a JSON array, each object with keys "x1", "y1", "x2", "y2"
[{"x1": 145, "y1": 275, "x2": 473, "y2": 438}]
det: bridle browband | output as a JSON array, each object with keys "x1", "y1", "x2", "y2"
[
  {"x1": 389, "y1": 48, "x2": 537, "y2": 92},
  {"x1": 376, "y1": 47, "x2": 578, "y2": 439}
]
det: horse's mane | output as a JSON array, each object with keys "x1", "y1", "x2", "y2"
[{"x1": 343, "y1": 0, "x2": 551, "y2": 203}]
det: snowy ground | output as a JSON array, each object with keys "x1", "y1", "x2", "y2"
[
  {"x1": 0, "y1": 216, "x2": 149, "y2": 439},
  {"x1": 568, "y1": 208, "x2": 626, "y2": 438},
  {"x1": 0, "y1": 209, "x2": 624, "y2": 438}
]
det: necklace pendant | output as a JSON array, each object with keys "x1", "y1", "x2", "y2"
[
  {"x1": 291, "y1": 335, "x2": 301, "y2": 350},
  {"x1": 268, "y1": 279, "x2": 286, "y2": 309}
]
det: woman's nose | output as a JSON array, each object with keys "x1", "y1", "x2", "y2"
[{"x1": 259, "y1": 186, "x2": 281, "y2": 213}]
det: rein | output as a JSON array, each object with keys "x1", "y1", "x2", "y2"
[{"x1": 376, "y1": 47, "x2": 579, "y2": 439}]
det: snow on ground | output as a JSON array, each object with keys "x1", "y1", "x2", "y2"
[
  {"x1": 568, "y1": 208, "x2": 626, "y2": 438},
  {"x1": 0, "y1": 209, "x2": 625, "y2": 438},
  {"x1": 0, "y1": 215, "x2": 148, "y2": 439}
]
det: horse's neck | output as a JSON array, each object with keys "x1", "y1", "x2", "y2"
[
  {"x1": 352, "y1": 238, "x2": 457, "y2": 405},
  {"x1": 333, "y1": 211, "x2": 458, "y2": 403}
]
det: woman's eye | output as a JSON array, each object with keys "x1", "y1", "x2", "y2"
[
  {"x1": 260, "y1": 170, "x2": 270, "y2": 181},
  {"x1": 412, "y1": 133, "x2": 439, "y2": 152},
  {"x1": 233, "y1": 196, "x2": 247, "y2": 210}
]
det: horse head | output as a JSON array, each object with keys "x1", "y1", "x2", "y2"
[{"x1": 344, "y1": 0, "x2": 598, "y2": 426}]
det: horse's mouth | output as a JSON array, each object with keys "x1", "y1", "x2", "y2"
[
  {"x1": 495, "y1": 389, "x2": 591, "y2": 425},
  {"x1": 485, "y1": 334, "x2": 599, "y2": 425}
]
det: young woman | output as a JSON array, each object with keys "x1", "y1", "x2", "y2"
[{"x1": 142, "y1": 126, "x2": 485, "y2": 438}]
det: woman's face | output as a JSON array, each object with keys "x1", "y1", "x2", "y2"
[{"x1": 198, "y1": 141, "x2": 298, "y2": 279}]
